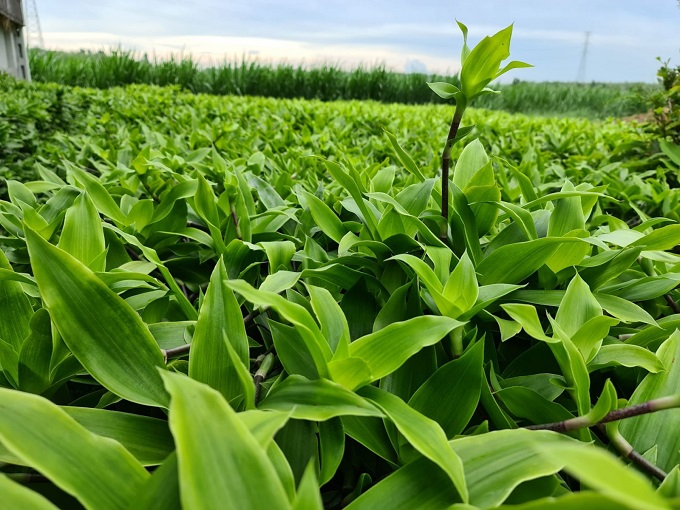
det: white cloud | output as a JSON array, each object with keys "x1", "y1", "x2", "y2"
[{"x1": 43, "y1": 32, "x2": 460, "y2": 74}]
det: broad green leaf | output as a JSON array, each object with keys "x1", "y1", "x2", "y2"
[
  {"x1": 373, "y1": 282, "x2": 411, "y2": 332},
  {"x1": 390, "y1": 254, "x2": 443, "y2": 294},
  {"x1": 494, "y1": 492, "x2": 655, "y2": 510},
  {"x1": 533, "y1": 442, "x2": 668, "y2": 510},
  {"x1": 571, "y1": 316, "x2": 619, "y2": 363},
  {"x1": 579, "y1": 246, "x2": 643, "y2": 290},
  {"x1": 501, "y1": 304, "x2": 553, "y2": 342},
  {"x1": 70, "y1": 166, "x2": 127, "y2": 224},
  {"x1": 427, "y1": 81, "x2": 464, "y2": 101},
  {"x1": 342, "y1": 415, "x2": 398, "y2": 464},
  {"x1": 547, "y1": 317, "x2": 592, "y2": 418},
  {"x1": 586, "y1": 379, "x2": 617, "y2": 424},
  {"x1": 102, "y1": 225, "x2": 197, "y2": 320},
  {"x1": 450, "y1": 429, "x2": 571, "y2": 507},
  {"x1": 62, "y1": 406, "x2": 174, "y2": 466},
  {"x1": 547, "y1": 182, "x2": 585, "y2": 237},
  {"x1": 0, "y1": 249, "x2": 32, "y2": 352},
  {"x1": 459, "y1": 24, "x2": 513, "y2": 97},
  {"x1": 293, "y1": 462, "x2": 324, "y2": 510},
  {"x1": 555, "y1": 274, "x2": 601, "y2": 338},
  {"x1": 260, "y1": 270, "x2": 300, "y2": 294},
  {"x1": 346, "y1": 456, "x2": 459, "y2": 509},
  {"x1": 389, "y1": 254, "x2": 461, "y2": 317},
  {"x1": 259, "y1": 375, "x2": 383, "y2": 420},
  {"x1": 0, "y1": 388, "x2": 148, "y2": 510},
  {"x1": 162, "y1": 371, "x2": 290, "y2": 510},
  {"x1": 227, "y1": 279, "x2": 331, "y2": 377},
  {"x1": 457, "y1": 20, "x2": 471, "y2": 63},
  {"x1": 478, "y1": 238, "x2": 584, "y2": 285},
  {"x1": 270, "y1": 321, "x2": 321, "y2": 379},
  {"x1": 396, "y1": 179, "x2": 436, "y2": 216},
  {"x1": 495, "y1": 386, "x2": 574, "y2": 427},
  {"x1": 496, "y1": 60, "x2": 534, "y2": 78},
  {"x1": 620, "y1": 330, "x2": 680, "y2": 472},
  {"x1": 58, "y1": 192, "x2": 106, "y2": 271},
  {"x1": 631, "y1": 224, "x2": 680, "y2": 252},
  {"x1": 301, "y1": 190, "x2": 348, "y2": 243},
  {"x1": 658, "y1": 466, "x2": 680, "y2": 498},
  {"x1": 18, "y1": 308, "x2": 53, "y2": 394},
  {"x1": 7, "y1": 179, "x2": 37, "y2": 207},
  {"x1": 0, "y1": 474, "x2": 59, "y2": 509},
  {"x1": 409, "y1": 340, "x2": 484, "y2": 437},
  {"x1": 194, "y1": 173, "x2": 220, "y2": 226},
  {"x1": 443, "y1": 251, "x2": 478, "y2": 314},
  {"x1": 25, "y1": 228, "x2": 169, "y2": 407},
  {"x1": 337, "y1": 316, "x2": 465, "y2": 388},
  {"x1": 594, "y1": 294, "x2": 656, "y2": 326},
  {"x1": 325, "y1": 160, "x2": 378, "y2": 238},
  {"x1": 189, "y1": 259, "x2": 249, "y2": 404},
  {"x1": 260, "y1": 240, "x2": 296, "y2": 273},
  {"x1": 384, "y1": 130, "x2": 426, "y2": 181},
  {"x1": 274, "y1": 418, "x2": 318, "y2": 486},
  {"x1": 359, "y1": 385, "x2": 468, "y2": 502},
  {"x1": 319, "y1": 418, "x2": 344, "y2": 486},
  {"x1": 588, "y1": 344, "x2": 665, "y2": 373},
  {"x1": 135, "y1": 452, "x2": 181, "y2": 510},
  {"x1": 307, "y1": 284, "x2": 351, "y2": 356}
]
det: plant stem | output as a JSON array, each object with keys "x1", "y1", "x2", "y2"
[
  {"x1": 450, "y1": 327, "x2": 464, "y2": 358},
  {"x1": 162, "y1": 308, "x2": 264, "y2": 363},
  {"x1": 664, "y1": 293, "x2": 680, "y2": 314},
  {"x1": 230, "y1": 201, "x2": 242, "y2": 241},
  {"x1": 7, "y1": 473, "x2": 50, "y2": 484},
  {"x1": 440, "y1": 107, "x2": 464, "y2": 241},
  {"x1": 526, "y1": 394, "x2": 680, "y2": 432},
  {"x1": 253, "y1": 353, "x2": 274, "y2": 405},
  {"x1": 602, "y1": 423, "x2": 667, "y2": 481},
  {"x1": 125, "y1": 246, "x2": 141, "y2": 261}
]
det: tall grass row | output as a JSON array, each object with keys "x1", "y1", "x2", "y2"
[{"x1": 28, "y1": 49, "x2": 655, "y2": 118}]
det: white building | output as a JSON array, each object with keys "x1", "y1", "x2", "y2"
[{"x1": 0, "y1": 0, "x2": 30, "y2": 80}]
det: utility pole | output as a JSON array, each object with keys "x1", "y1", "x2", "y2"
[{"x1": 576, "y1": 31, "x2": 590, "y2": 83}]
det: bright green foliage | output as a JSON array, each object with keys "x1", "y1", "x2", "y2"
[
  {"x1": 26, "y1": 49, "x2": 652, "y2": 117},
  {"x1": 0, "y1": 21, "x2": 680, "y2": 510}
]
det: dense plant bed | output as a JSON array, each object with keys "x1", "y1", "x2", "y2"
[{"x1": 1, "y1": 33, "x2": 680, "y2": 508}]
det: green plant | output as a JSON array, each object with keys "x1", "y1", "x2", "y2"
[
  {"x1": 27, "y1": 48, "x2": 654, "y2": 118},
  {"x1": 651, "y1": 58, "x2": 680, "y2": 144},
  {"x1": 2, "y1": 24, "x2": 680, "y2": 508},
  {"x1": 426, "y1": 22, "x2": 531, "y2": 237}
]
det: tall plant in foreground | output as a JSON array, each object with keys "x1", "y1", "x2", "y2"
[{"x1": 428, "y1": 22, "x2": 531, "y2": 239}]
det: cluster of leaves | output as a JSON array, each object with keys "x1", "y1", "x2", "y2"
[
  {"x1": 3, "y1": 75, "x2": 678, "y2": 222},
  {"x1": 27, "y1": 48, "x2": 653, "y2": 118},
  {"x1": 2, "y1": 27, "x2": 680, "y2": 509},
  {"x1": 649, "y1": 58, "x2": 680, "y2": 144}
]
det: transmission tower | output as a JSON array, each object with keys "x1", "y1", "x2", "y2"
[
  {"x1": 576, "y1": 31, "x2": 590, "y2": 82},
  {"x1": 22, "y1": 0, "x2": 44, "y2": 49}
]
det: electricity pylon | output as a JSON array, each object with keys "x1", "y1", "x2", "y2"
[
  {"x1": 576, "y1": 31, "x2": 590, "y2": 83},
  {"x1": 22, "y1": 0, "x2": 44, "y2": 49}
]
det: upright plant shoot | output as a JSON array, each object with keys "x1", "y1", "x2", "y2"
[{"x1": 429, "y1": 22, "x2": 531, "y2": 239}]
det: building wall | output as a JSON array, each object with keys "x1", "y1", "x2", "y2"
[
  {"x1": 0, "y1": 28, "x2": 9, "y2": 70},
  {"x1": 0, "y1": 23, "x2": 29, "y2": 80}
]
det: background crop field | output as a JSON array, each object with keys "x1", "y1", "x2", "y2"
[{"x1": 28, "y1": 49, "x2": 656, "y2": 118}]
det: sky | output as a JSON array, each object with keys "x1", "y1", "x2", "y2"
[{"x1": 33, "y1": 0, "x2": 680, "y2": 83}]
